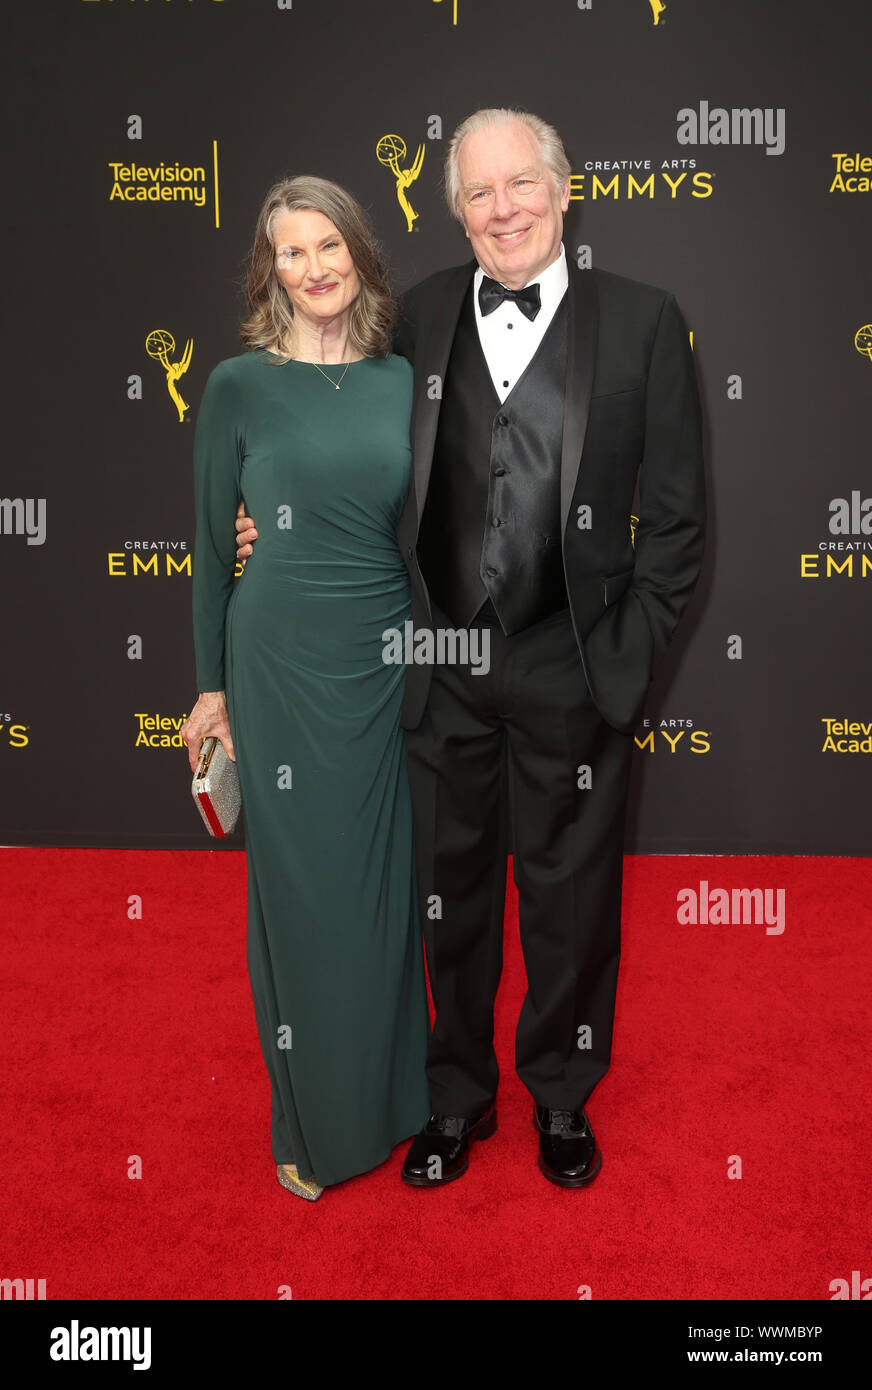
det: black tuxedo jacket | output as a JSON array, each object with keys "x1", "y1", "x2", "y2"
[{"x1": 393, "y1": 255, "x2": 706, "y2": 735}]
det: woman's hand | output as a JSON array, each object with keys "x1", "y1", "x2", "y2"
[
  {"x1": 236, "y1": 499, "x2": 258, "y2": 564},
  {"x1": 181, "y1": 691, "x2": 235, "y2": 774}
]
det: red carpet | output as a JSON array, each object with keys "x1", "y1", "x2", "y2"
[{"x1": 1, "y1": 849, "x2": 869, "y2": 1301}]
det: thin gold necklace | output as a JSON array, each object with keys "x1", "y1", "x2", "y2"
[{"x1": 311, "y1": 361, "x2": 351, "y2": 391}]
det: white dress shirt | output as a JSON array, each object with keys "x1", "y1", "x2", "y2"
[{"x1": 473, "y1": 243, "x2": 569, "y2": 404}]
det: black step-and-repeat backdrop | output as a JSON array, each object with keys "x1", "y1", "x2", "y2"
[{"x1": 2, "y1": 0, "x2": 869, "y2": 853}]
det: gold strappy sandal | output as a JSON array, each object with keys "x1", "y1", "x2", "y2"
[{"x1": 276, "y1": 1164, "x2": 324, "y2": 1201}]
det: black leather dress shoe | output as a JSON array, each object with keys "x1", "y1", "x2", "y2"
[
  {"x1": 534, "y1": 1105, "x2": 602, "y2": 1187},
  {"x1": 401, "y1": 1109, "x2": 497, "y2": 1186}
]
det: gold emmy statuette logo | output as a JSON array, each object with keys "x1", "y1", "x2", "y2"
[
  {"x1": 376, "y1": 133, "x2": 425, "y2": 233},
  {"x1": 433, "y1": 0, "x2": 459, "y2": 23},
  {"x1": 855, "y1": 324, "x2": 872, "y2": 363},
  {"x1": 649, "y1": 0, "x2": 666, "y2": 24},
  {"x1": 630, "y1": 513, "x2": 640, "y2": 547},
  {"x1": 146, "y1": 329, "x2": 193, "y2": 422}
]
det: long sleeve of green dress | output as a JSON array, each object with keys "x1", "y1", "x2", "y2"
[{"x1": 192, "y1": 361, "x2": 243, "y2": 692}]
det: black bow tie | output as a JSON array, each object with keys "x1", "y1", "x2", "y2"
[{"x1": 478, "y1": 276, "x2": 541, "y2": 322}]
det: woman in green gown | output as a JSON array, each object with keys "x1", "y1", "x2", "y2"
[{"x1": 182, "y1": 177, "x2": 430, "y2": 1199}]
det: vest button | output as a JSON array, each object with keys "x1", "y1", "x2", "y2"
[
  {"x1": 485, "y1": 566, "x2": 498, "y2": 577},
  {"x1": 497, "y1": 415, "x2": 509, "y2": 427},
  {"x1": 493, "y1": 467, "x2": 506, "y2": 477},
  {"x1": 493, "y1": 518, "x2": 503, "y2": 528}
]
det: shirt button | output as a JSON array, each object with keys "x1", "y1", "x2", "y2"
[
  {"x1": 502, "y1": 380, "x2": 509, "y2": 388},
  {"x1": 506, "y1": 322, "x2": 514, "y2": 330}
]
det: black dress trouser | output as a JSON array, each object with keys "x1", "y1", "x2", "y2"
[{"x1": 404, "y1": 602, "x2": 635, "y2": 1120}]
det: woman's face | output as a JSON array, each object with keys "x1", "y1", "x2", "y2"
[{"x1": 272, "y1": 207, "x2": 361, "y2": 333}]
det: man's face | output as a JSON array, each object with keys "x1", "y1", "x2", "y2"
[{"x1": 456, "y1": 119, "x2": 569, "y2": 290}]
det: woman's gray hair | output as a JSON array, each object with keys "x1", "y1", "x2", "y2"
[
  {"x1": 240, "y1": 175, "x2": 396, "y2": 359},
  {"x1": 443, "y1": 108, "x2": 571, "y2": 220}
]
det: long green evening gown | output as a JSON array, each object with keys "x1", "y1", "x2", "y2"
[{"x1": 191, "y1": 349, "x2": 430, "y2": 1186}]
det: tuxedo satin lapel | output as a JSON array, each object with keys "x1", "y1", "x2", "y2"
[
  {"x1": 560, "y1": 266, "x2": 599, "y2": 534},
  {"x1": 411, "y1": 261, "x2": 475, "y2": 523}
]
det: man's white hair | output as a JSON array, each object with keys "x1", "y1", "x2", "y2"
[{"x1": 444, "y1": 107, "x2": 571, "y2": 221}]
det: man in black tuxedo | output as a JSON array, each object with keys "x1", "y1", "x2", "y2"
[{"x1": 237, "y1": 107, "x2": 705, "y2": 1189}]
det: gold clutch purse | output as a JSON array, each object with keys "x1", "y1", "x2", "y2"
[{"x1": 191, "y1": 736, "x2": 241, "y2": 837}]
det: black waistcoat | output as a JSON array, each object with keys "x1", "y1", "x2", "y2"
[{"x1": 417, "y1": 285, "x2": 569, "y2": 634}]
